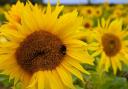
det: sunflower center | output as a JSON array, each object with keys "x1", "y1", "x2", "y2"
[
  {"x1": 87, "y1": 9, "x2": 91, "y2": 14},
  {"x1": 96, "y1": 10, "x2": 100, "y2": 14},
  {"x1": 101, "y1": 33, "x2": 121, "y2": 57},
  {"x1": 15, "y1": 31, "x2": 66, "y2": 74},
  {"x1": 84, "y1": 23, "x2": 91, "y2": 28}
]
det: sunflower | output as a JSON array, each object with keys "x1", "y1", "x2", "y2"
[
  {"x1": 83, "y1": 18, "x2": 93, "y2": 30},
  {"x1": 80, "y1": 6, "x2": 95, "y2": 18},
  {"x1": 81, "y1": 18, "x2": 94, "y2": 43},
  {"x1": 5, "y1": 1, "x2": 25, "y2": 23},
  {"x1": 110, "y1": 9, "x2": 123, "y2": 19},
  {"x1": 3, "y1": 1, "x2": 26, "y2": 29},
  {"x1": 94, "y1": 7, "x2": 102, "y2": 17},
  {"x1": 88, "y1": 18, "x2": 128, "y2": 74},
  {"x1": 0, "y1": 1, "x2": 94, "y2": 89}
]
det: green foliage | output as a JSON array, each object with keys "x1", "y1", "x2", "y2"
[
  {"x1": 0, "y1": 13, "x2": 6, "y2": 24},
  {"x1": 0, "y1": 74, "x2": 12, "y2": 89}
]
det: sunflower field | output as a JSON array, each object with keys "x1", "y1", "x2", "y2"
[{"x1": 0, "y1": 0, "x2": 128, "y2": 89}]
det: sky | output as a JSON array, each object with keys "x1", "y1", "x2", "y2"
[
  {"x1": 43, "y1": 0, "x2": 88, "y2": 4},
  {"x1": 43, "y1": 0, "x2": 128, "y2": 4},
  {"x1": 91, "y1": 0, "x2": 128, "y2": 4}
]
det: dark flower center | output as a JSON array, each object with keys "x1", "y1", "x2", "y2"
[
  {"x1": 84, "y1": 23, "x2": 91, "y2": 28},
  {"x1": 96, "y1": 10, "x2": 100, "y2": 14},
  {"x1": 102, "y1": 33, "x2": 121, "y2": 57},
  {"x1": 15, "y1": 31, "x2": 66, "y2": 74},
  {"x1": 87, "y1": 9, "x2": 92, "y2": 14}
]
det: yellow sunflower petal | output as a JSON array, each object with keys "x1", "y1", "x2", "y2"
[
  {"x1": 52, "y1": 70, "x2": 64, "y2": 89},
  {"x1": 56, "y1": 11, "x2": 83, "y2": 39},
  {"x1": 64, "y1": 39, "x2": 87, "y2": 47},
  {"x1": 56, "y1": 65, "x2": 75, "y2": 89},
  {"x1": 67, "y1": 46, "x2": 94, "y2": 64},
  {"x1": 98, "y1": 52, "x2": 106, "y2": 71},
  {"x1": 108, "y1": 19, "x2": 122, "y2": 34},
  {"x1": 104, "y1": 57, "x2": 111, "y2": 72},
  {"x1": 62, "y1": 59, "x2": 84, "y2": 81},
  {"x1": 64, "y1": 56, "x2": 90, "y2": 75},
  {"x1": 37, "y1": 71, "x2": 44, "y2": 89},
  {"x1": 111, "y1": 58, "x2": 118, "y2": 75},
  {"x1": 46, "y1": 70, "x2": 64, "y2": 89}
]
